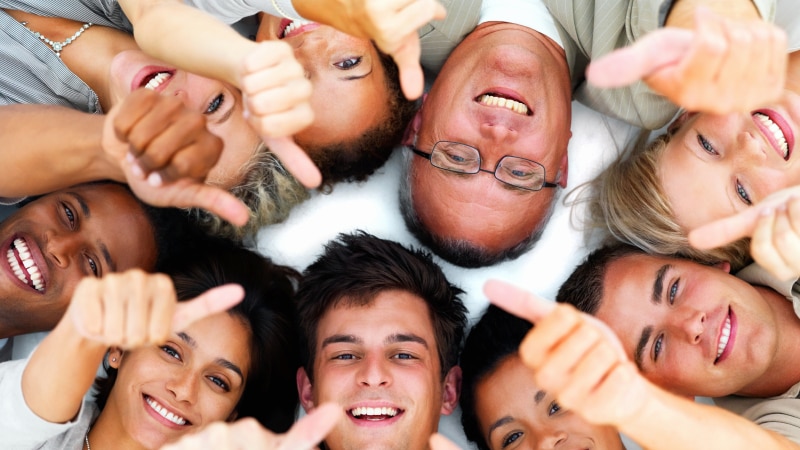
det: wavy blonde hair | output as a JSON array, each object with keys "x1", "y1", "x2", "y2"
[
  {"x1": 191, "y1": 143, "x2": 309, "y2": 241},
  {"x1": 589, "y1": 131, "x2": 751, "y2": 271}
]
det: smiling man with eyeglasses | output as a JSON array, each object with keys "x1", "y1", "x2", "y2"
[{"x1": 399, "y1": 0, "x2": 778, "y2": 269}]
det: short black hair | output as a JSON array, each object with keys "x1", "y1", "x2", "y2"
[
  {"x1": 94, "y1": 235, "x2": 301, "y2": 432},
  {"x1": 305, "y1": 49, "x2": 418, "y2": 188},
  {"x1": 555, "y1": 243, "x2": 645, "y2": 315},
  {"x1": 460, "y1": 305, "x2": 533, "y2": 450},
  {"x1": 295, "y1": 231, "x2": 467, "y2": 381}
]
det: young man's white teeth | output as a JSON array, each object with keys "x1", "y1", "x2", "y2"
[
  {"x1": 22, "y1": 258, "x2": 34, "y2": 269},
  {"x1": 33, "y1": 278, "x2": 43, "y2": 292},
  {"x1": 14, "y1": 238, "x2": 28, "y2": 253}
]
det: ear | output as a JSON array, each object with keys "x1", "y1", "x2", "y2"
[
  {"x1": 297, "y1": 367, "x2": 316, "y2": 413},
  {"x1": 108, "y1": 347, "x2": 123, "y2": 369},
  {"x1": 668, "y1": 111, "x2": 695, "y2": 135},
  {"x1": 402, "y1": 102, "x2": 425, "y2": 147},
  {"x1": 440, "y1": 366, "x2": 462, "y2": 416},
  {"x1": 557, "y1": 151, "x2": 569, "y2": 188},
  {"x1": 713, "y1": 261, "x2": 731, "y2": 273}
]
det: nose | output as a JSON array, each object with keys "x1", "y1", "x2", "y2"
[
  {"x1": 46, "y1": 230, "x2": 82, "y2": 268},
  {"x1": 172, "y1": 89, "x2": 193, "y2": 108},
  {"x1": 534, "y1": 429, "x2": 568, "y2": 450},
  {"x1": 166, "y1": 369, "x2": 199, "y2": 404},
  {"x1": 480, "y1": 121, "x2": 517, "y2": 143},
  {"x1": 673, "y1": 308, "x2": 706, "y2": 344},
  {"x1": 357, "y1": 355, "x2": 392, "y2": 387},
  {"x1": 737, "y1": 127, "x2": 767, "y2": 164}
]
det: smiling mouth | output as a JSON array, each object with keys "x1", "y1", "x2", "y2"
[
  {"x1": 145, "y1": 395, "x2": 190, "y2": 426},
  {"x1": 279, "y1": 19, "x2": 318, "y2": 39},
  {"x1": 754, "y1": 111, "x2": 791, "y2": 160},
  {"x1": 140, "y1": 71, "x2": 173, "y2": 91},
  {"x1": 7, "y1": 237, "x2": 44, "y2": 292},
  {"x1": 348, "y1": 406, "x2": 401, "y2": 421},
  {"x1": 476, "y1": 93, "x2": 531, "y2": 115}
]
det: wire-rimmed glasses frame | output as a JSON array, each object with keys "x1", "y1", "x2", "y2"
[{"x1": 409, "y1": 141, "x2": 558, "y2": 191}]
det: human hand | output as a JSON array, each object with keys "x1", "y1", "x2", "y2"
[
  {"x1": 160, "y1": 403, "x2": 342, "y2": 450},
  {"x1": 240, "y1": 41, "x2": 321, "y2": 188},
  {"x1": 484, "y1": 279, "x2": 649, "y2": 427},
  {"x1": 103, "y1": 88, "x2": 224, "y2": 186},
  {"x1": 66, "y1": 269, "x2": 244, "y2": 348},
  {"x1": 296, "y1": 0, "x2": 446, "y2": 99},
  {"x1": 689, "y1": 185, "x2": 800, "y2": 281},
  {"x1": 429, "y1": 434, "x2": 461, "y2": 450},
  {"x1": 588, "y1": 7, "x2": 787, "y2": 114}
]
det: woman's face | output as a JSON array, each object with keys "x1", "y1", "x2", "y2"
[
  {"x1": 104, "y1": 311, "x2": 251, "y2": 449},
  {"x1": 659, "y1": 90, "x2": 800, "y2": 231},
  {"x1": 257, "y1": 17, "x2": 392, "y2": 154},
  {"x1": 109, "y1": 50, "x2": 260, "y2": 189},
  {"x1": 474, "y1": 356, "x2": 623, "y2": 450}
]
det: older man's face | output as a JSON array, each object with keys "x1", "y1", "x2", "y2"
[{"x1": 409, "y1": 22, "x2": 571, "y2": 260}]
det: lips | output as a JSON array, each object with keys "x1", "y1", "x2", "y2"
[
  {"x1": 714, "y1": 308, "x2": 736, "y2": 364},
  {"x1": 347, "y1": 403, "x2": 404, "y2": 426},
  {"x1": 144, "y1": 394, "x2": 191, "y2": 427},
  {"x1": 131, "y1": 66, "x2": 175, "y2": 93},
  {"x1": 5, "y1": 236, "x2": 46, "y2": 293},
  {"x1": 474, "y1": 88, "x2": 532, "y2": 116},
  {"x1": 278, "y1": 18, "x2": 320, "y2": 39},
  {"x1": 753, "y1": 109, "x2": 794, "y2": 160}
]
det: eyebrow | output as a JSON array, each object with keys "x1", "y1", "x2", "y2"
[
  {"x1": 652, "y1": 264, "x2": 670, "y2": 305},
  {"x1": 321, "y1": 334, "x2": 361, "y2": 348},
  {"x1": 487, "y1": 416, "x2": 514, "y2": 442},
  {"x1": 634, "y1": 325, "x2": 653, "y2": 370},
  {"x1": 342, "y1": 67, "x2": 373, "y2": 81},
  {"x1": 67, "y1": 192, "x2": 116, "y2": 272},
  {"x1": 385, "y1": 333, "x2": 428, "y2": 348},
  {"x1": 178, "y1": 332, "x2": 244, "y2": 381},
  {"x1": 534, "y1": 390, "x2": 546, "y2": 405}
]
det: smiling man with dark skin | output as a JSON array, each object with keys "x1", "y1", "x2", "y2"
[
  {"x1": 557, "y1": 244, "x2": 800, "y2": 444},
  {"x1": 0, "y1": 182, "x2": 188, "y2": 362},
  {"x1": 401, "y1": 0, "x2": 781, "y2": 268}
]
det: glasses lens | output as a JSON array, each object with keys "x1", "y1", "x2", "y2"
[
  {"x1": 496, "y1": 157, "x2": 545, "y2": 190},
  {"x1": 430, "y1": 142, "x2": 480, "y2": 173}
]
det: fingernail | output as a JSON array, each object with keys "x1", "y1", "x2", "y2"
[
  {"x1": 131, "y1": 163, "x2": 144, "y2": 179},
  {"x1": 147, "y1": 172, "x2": 163, "y2": 187}
]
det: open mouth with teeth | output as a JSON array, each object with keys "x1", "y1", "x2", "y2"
[
  {"x1": 6, "y1": 237, "x2": 45, "y2": 292},
  {"x1": 140, "y1": 71, "x2": 173, "y2": 91},
  {"x1": 278, "y1": 19, "x2": 318, "y2": 39},
  {"x1": 348, "y1": 406, "x2": 402, "y2": 422},
  {"x1": 714, "y1": 308, "x2": 735, "y2": 364},
  {"x1": 476, "y1": 93, "x2": 531, "y2": 116},
  {"x1": 145, "y1": 395, "x2": 190, "y2": 426},
  {"x1": 754, "y1": 111, "x2": 793, "y2": 160}
]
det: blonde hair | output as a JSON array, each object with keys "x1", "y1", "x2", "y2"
[
  {"x1": 589, "y1": 131, "x2": 751, "y2": 271},
  {"x1": 191, "y1": 143, "x2": 309, "y2": 241}
]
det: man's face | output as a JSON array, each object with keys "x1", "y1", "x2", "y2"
[
  {"x1": 409, "y1": 22, "x2": 571, "y2": 256},
  {"x1": 597, "y1": 253, "x2": 779, "y2": 397},
  {"x1": 0, "y1": 184, "x2": 157, "y2": 336},
  {"x1": 298, "y1": 289, "x2": 459, "y2": 450}
]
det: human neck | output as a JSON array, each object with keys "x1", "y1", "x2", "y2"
[
  {"x1": 89, "y1": 408, "x2": 147, "y2": 450},
  {"x1": 737, "y1": 286, "x2": 800, "y2": 397},
  {"x1": 4, "y1": 10, "x2": 138, "y2": 112}
]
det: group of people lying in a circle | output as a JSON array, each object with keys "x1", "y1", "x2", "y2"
[{"x1": 2, "y1": 0, "x2": 800, "y2": 449}]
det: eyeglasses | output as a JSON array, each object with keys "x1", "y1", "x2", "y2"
[{"x1": 409, "y1": 141, "x2": 558, "y2": 191}]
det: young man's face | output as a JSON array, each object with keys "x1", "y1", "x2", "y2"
[
  {"x1": 298, "y1": 289, "x2": 460, "y2": 450},
  {"x1": 597, "y1": 253, "x2": 779, "y2": 397},
  {"x1": 0, "y1": 184, "x2": 157, "y2": 336}
]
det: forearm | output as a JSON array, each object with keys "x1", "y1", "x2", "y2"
[
  {"x1": 21, "y1": 320, "x2": 107, "y2": 423},
  {"x1": 620, "y1": 382, "x2": 799, "y2": 450},
  {"x1": 0, "y1": 105, "x2": 123, "y2": 197},
  {"x1": 121, "y1": 0, "x2": 255, "y2": 87},
  {"x1": 666, "y1": 0, "x2": 760, "y2": 28}
]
